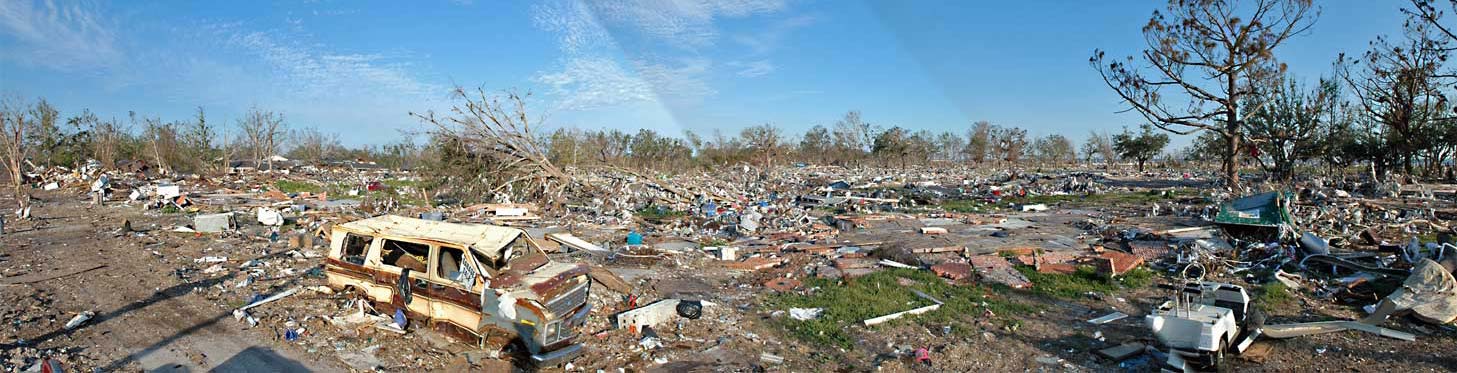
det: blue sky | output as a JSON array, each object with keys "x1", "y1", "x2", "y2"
[{"x1": 0, "y1": 0, "x2": 1412, "y2": 148}]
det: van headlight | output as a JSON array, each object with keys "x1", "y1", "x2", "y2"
[{"x1": 544, "y1": 321, "x2": 560, "y2": 342}]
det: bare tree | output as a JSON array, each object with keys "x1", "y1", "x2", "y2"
[
  {"x1": 288, "y1": 126, "x2": 340, "y2": 164},
  {"x1": 141, "y1": 115, "x2": 178, "y2": 175},
  {"x1": 741, "y1": 123, "x2": 783, "y2": 168},
  {"x1": 1340, "y1": 6, "x2": 1450, "y2": 178},
  {"x1": 935, "y1": 131, "x2": 965, "y2": 162},
  {"x1": 1082, "y1": 130, "x2": 1116, "y2": 166},
  {"x1": 0, "y1": 99, "x2": 31, "y2": 216},
  {"x1": 832, "y1": 111, "x2": 876, "y2": 164},
  {"x1": 990, "y1": 126, "x2": 1028, "y2": 164},
  {"x1": 966, "y1": 121, "x2": 992, "y2": 164},
  {"x1": 1092, "y1": 0, "x2": 1318, "y2": 187},
  {"x1": 238, "y1": 107, "x2": 286, "y2": 170},
  {"x1": 1243, "y1": 78, "x2": 1338, "y2": 181}
]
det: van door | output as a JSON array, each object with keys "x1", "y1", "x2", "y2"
[
  {"x1": 373, "y1": 238, "x2": 434, "y2": 318},
  {"x1": 426, "y1": 244, "x2": 484, "y2": 336}
]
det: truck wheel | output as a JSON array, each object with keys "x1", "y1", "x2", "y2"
[
  {"x1": 676, "y1": 300, "x2": 703, "y2": 319},
  {"x1": 1212, "y1": 338, "x2": 1231, "y2": 373}
]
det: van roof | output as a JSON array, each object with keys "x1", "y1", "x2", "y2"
[{"x1": 336, "y1": 215, "x2": 523, "y2": 260}]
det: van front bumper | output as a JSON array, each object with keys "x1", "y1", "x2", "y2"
[{"x1": 531, "y1": 343, "x2": 582, "y2": 365}]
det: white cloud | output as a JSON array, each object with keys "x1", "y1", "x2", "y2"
[
  {"x1": 0, "y1": 0, "x2": 121, "y2": 71},
  {"x1": 728, "y1": 59, "x2": 774, "y2": 77}
]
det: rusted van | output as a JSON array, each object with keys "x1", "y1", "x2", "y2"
[{"x1": 323, "y1": 215, "x2": 590, "y2": 364}]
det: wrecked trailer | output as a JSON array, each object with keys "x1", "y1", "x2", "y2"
[
  {"x1": 1213, "y1": 191, "x2": 1295, "y2": 241},
  {"x1": 323, "y1": 215, "x2": 591, "y2": 365}
]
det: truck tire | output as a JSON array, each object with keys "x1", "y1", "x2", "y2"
[
  {"x1": 676, "y1": 300, "x2": 703, "y2": 319},
  {"x1": 1212, "y1": 337, "x2": 1231, "y2": 373}
]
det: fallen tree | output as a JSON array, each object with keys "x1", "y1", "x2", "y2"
[{"x1": 411, "y1": 86, "x2": 570, "y2": 206}]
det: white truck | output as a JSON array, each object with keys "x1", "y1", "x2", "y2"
[{"x1": 1146, "y1": 269, "x2": 1261, "y2": 372}]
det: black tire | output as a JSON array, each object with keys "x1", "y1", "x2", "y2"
[
  {"x1": 1213, "y1": 348, "x2": 1230, "y2": 373},
  {"x1": 676, "y1": 300, "x2": 703, "y2": 319},
  {"x1": 1210, "y1": 338, "x2": 1231, "y2": 373}
]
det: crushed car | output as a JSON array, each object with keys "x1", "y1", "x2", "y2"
[{"x1": 323, "y1": 215, "x2": 591, "y2": 365}]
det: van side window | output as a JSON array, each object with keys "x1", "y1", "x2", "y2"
[
  {"x1": 341, "y1": 233, "x2": 371, "y2": 265},
  {"x1": 436, "y1": 246, "x2": 475, "y2": 287},
  {"x1": 380, "y1": 239, "x2": 430, "y2": 273}
]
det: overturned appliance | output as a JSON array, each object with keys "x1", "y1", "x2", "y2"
[
  {"x1": 323, "y1": 215, "x2": 591, "y2": 365},
  {"x1": 1147, "y1": 266, "x2": 1260, "y2": 372}
]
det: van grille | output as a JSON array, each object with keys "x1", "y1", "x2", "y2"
[{"x1": 545, "y1": 282, "x2": 588, "y2": 319}]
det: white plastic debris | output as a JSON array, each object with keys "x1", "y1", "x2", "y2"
[
  {"x1": 64, "y1": 311, "x2": 95, "y2": 330},
  {"x1": 257, "y1": 207, "x2": 284, "y2": 226},
  {"x1": 789, "y1": 307, "x2": 823, "y2": 321},
  {"x1": 156, "y1": 184, "x2": 181, "y2": 199}
]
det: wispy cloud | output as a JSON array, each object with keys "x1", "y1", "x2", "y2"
[
  {"x1": 633, "y1": 57, "x2": 715, "y2": 102},
  {"x1": 532, "y1": 0, "x2": 611, "y2": 54},
  {"x1": 733, "y1": 14, "x2": 815, "y2": 55},
  {"x1": 727, "y1": 59, "x2": 774, "y2": 77},
  {"x1": 585, "y1": 0, "x2": 786, "y2": 49},
  {"x1": 535, "y1": 57, "x2": 655, "y2": 109},
  {"x1": 0, "y1": 0, "x2": 121, "y2": 71},
  {"x1": 226, "y1": 30, "x2": 440, "y2": 100},
  {"x1": 530, "y1": 0, "x2": 802, "y2": 111}
]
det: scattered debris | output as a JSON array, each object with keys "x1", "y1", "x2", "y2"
[
  {"x1": 1087, "y1": 311, "x2": 1128, "y2": 324},
  {"x1": 863, "y1": 290, "x2": 944, "y2": 326}
]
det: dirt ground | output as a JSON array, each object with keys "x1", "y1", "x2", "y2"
[{"x1": 2, "y1": 188, "x2": 1456, "y2": 372}]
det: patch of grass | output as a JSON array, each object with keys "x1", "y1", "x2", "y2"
[
  {"x1": 1254, "y1": 281, "x2": 1295, "y2": 312},
  {"x1": 1015, "y1": 265, "x2": 1149, "y2": 299},
  {"x1": 274, "y1": 180, "x2": 322, "y2": 194},
  {"x1": 635, "y1": 206, "x2": 685, "y2": 221},
  {"x1": 159, "y1": 204, "x2": 181, "y2": 214},
  {"x1": 761, "y1": 269, "x2": 1034, "y2": 349},
  {"x1": 1119, "y1": 266, "x2": 1155, "y2": 288},
  {"x1": 1415, "y1": 232, "x2": 1442, "y2": 244},
  {"x1": 381, "y1": 179, "x2": 421, "y2": 189},
  {"x1": 939, "y1": 199, "x2": 998, "y2": 213}
]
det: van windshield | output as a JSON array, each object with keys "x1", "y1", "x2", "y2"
[{"x1": 474, "y1": 234, "x2": 545, "y2": 272}]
